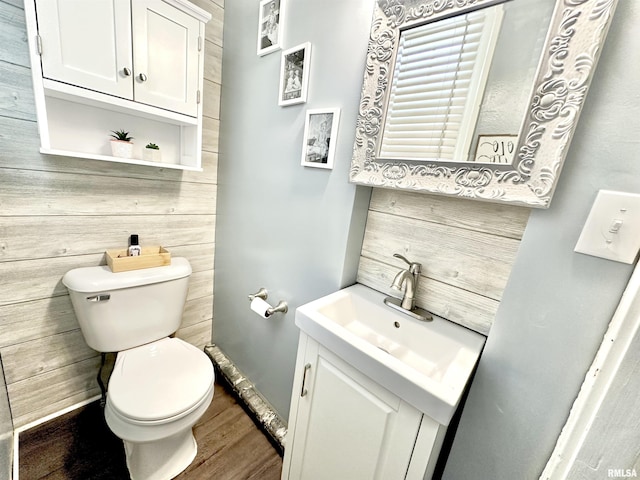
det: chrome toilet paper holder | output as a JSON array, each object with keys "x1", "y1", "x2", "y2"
[
  {"x1": 248, "y1": 288, "x2": 288, "y2": 316},
  {"x1": 248, "y1": 287, "x2": 268, "y2": 302},
  {"x1": 266, "y1": 300, "x2": 288, "y2": 316}
]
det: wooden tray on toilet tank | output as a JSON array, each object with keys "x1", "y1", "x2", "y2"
[{"x1": 106, "y1": 246, "x2": 171, "y2": 273}]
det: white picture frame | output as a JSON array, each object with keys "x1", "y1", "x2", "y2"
[
  {"x1": 278, "y1": 42, "x2": 311, "y2": 107},
  {"x1": 257, "y1": 0, "x2": 284, "y2": 56},
  {"x1": 301, "y1": 108, "x2": 340, "y2": 169}
]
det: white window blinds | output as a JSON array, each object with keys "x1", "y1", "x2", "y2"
[{"x1": 379, "y1": 5, "x2": 504, "y2": 162}]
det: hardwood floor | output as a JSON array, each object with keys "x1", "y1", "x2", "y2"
[{"x1": 19, "y1": 382, "x2": 283, "y2": 480}]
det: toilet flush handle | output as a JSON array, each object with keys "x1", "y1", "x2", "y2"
[{"x1": 86, "y1": 294, "x2": 111, "y2": 302}]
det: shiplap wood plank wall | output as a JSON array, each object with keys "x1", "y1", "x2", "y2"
[
  {"x1": 357, "y1": 189, "x2": 530, "y2": 335},
  {"x1": 0, "y1": 0, "x2": 223, "y2": 428}
]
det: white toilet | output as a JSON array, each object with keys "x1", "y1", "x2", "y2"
[{"x1": 62, "y1": 257, "x2": 215, "y2": 480}]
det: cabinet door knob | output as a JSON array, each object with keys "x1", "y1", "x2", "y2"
[
  {"x1": 138, "y1": 73, "x2": 148, "y2": 82},
  {"x1": 122, "y1": 67, "x2": 132, "y2": 77}
]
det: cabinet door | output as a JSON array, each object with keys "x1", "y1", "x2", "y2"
[
  {"x1": 131, "y1": 0, "x2": 201, "y2": 117},
  {"x1": 35, "y1": 0, "x2": 133, "y2": 99},
  {"x1": 286, "y1": 339, "x2": 423, "y2": 480}
]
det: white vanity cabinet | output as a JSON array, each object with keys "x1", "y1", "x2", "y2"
[
  {"x1": 24, "y1": 0, "x2": 211, "y2": 170},
  {"x1": 282, "y1": 333, "x2": 447, "y2": 480}
]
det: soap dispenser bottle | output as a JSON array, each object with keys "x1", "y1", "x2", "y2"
[{"x1": 128, "y1": 234, "x2": 141, "y2": 256}]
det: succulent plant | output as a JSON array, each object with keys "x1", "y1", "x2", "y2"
[
  {"x1": 110, "y1": 129, "x2": 133, "y2": 142},
  {"x1": 145, "y1": 143, "x2": 160, "y2": 150}
]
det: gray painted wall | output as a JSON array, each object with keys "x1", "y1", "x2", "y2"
[
  {"x1": 214, "y1": 0, "x2": 373, "y2": 418},
  {"x1": 443, "y1": 1, "x2": 640, "y2": 478},
  {"x1": 217, "y1": 0, "x2": 640, "y2": 475}
]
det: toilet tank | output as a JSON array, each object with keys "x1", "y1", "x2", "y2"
[{"x1": 62, "y1": 258, "x2": 192, "y2": 352}]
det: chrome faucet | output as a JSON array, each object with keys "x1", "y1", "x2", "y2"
[
  {"x1": 384, "y1": 253, "x2": 432, "y2": 321},
  {"x1": 390, "y1": 253, "x2": 421, "y2": 310}
]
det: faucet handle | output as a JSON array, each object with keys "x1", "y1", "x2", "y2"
[
  {"x1": 393, "y1": 253, "x2": 412, "y2": 265},
  {"x1": 393, "y1": 253, "x2": 421, "y2": 274}
]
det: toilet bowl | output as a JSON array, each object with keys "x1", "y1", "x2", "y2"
[
  {"x1": 62, "y1": 258, "x2": 214, "y2": 480},
  {"x1": 105, "y1": 337, "x2": 214, "y2": 480}
]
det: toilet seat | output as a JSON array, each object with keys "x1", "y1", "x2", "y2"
[{"x1": 108, "y1": 337, "x2": 214, "y2": 424}]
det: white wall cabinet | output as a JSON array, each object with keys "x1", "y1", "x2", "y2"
[
  {"x1": 282, "y1": 334, "x2": 447, "y2": 480},
  {"x1": 25, "y1": 0, "x2": 211, "y2": 170}
]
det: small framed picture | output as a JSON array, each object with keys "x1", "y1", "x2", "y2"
[
  {"x1": 301, "y1": 108, "x2": 340, "y2": 169},
  {"x1": 257, "y1": 0, "x2": 284, "y2": 56},
  {"x1": 473, "y1": 134, "x2": 518, "y2": 164},
  {"x1": 278, "y1": 42, "x2": 311, "y2": 106}
]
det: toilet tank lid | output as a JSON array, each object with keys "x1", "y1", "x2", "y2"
[{"x1": 62, "y1": 257, "x2": 192, "y2": 293}]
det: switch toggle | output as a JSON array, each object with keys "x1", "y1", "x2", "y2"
[
  {"x1": 575, "y1": 190, "x2": 640, "y2": 264},
  {"x1": 608, "y1": 218, "x2": 623, "y2": 234}
]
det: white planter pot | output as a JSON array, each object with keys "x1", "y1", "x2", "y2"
[
  {"x1": 110, "y1": 140, "x2": 134, "y2": 159},
  {"x1": 143, "y1": 148, "x2": 162, "y2": 163}
]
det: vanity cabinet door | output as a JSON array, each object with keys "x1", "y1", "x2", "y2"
[
  {"x1": 35, "y1": 0, "x2": 134, "y2": 99},
  {"x1": 283, "y1": 335, "x2": 423, "y2": 480},
  {"x1": 131, "y1": 0, "x2": 202, "y2": 117}
]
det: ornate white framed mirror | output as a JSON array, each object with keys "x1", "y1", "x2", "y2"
[{"x1": 349, "y1": 0, "x2": 618, "y2": 208}]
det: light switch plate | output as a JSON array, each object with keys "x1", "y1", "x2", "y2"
[{"x1": 575, "y1": 190, "x2": 640, "y2": 264}]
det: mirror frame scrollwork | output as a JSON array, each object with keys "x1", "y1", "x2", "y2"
[{"x1": 349, "y1": 0, "x2": 619, "y2": 208}]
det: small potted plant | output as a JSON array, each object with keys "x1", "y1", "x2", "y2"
[
  {"x1": 143, "y1": 142, "x2": 161, "y2": 162},
  {"x1": 110, "y1": 129, "x2": 134, "y2": 158}
]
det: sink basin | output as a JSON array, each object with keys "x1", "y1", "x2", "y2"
[{"x1": 295, "y1": 283, "x2": 485, "y2": 425}]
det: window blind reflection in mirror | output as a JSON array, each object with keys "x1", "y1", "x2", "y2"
[{"x1": 379, "y1": 5, "x2": 504, "y2": 162}]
